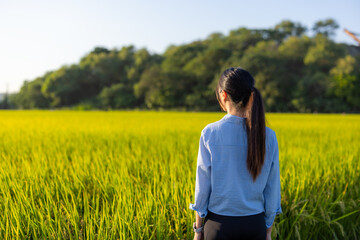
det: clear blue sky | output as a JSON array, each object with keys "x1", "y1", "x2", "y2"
[{"x1": 0, "y1": 0, "x2": 359, "y2": 93}]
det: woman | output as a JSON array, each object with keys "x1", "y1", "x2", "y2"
[{"x1": 189, "y1": 67, "x2": 282, "y2": 240}]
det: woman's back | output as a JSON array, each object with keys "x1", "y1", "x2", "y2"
[
  {"x1": 198, "y1": 113, "x2": 281, "y2": 223},
  {"x1": 190, "y1": 113, "x2": 281, "y2": 229}
]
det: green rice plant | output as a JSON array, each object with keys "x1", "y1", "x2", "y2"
[{"x1": 0, "y1": 110, "x2": 358, "y2": 239}]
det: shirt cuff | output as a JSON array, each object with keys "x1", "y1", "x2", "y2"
[
  {"x1": 189, "y1": 203, "x2": 208, "y2": 218},
  {"x1": 265, "y1": 207, "x2": 283, "y2": 228}
]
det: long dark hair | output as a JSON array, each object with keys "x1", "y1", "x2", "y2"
[{"x1": 215, "y1": 67, "x2": 266, "y2": 182}]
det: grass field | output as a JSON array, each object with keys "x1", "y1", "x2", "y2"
[{"x1": 0, "y1": 110, "x2": 359, "y2": 239}]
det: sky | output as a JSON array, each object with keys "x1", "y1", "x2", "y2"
[{"x1": 0, "y1": 0, "x2": 359, "y2": 93}]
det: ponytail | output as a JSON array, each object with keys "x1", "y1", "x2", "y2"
[
  {"x1": 245, "y1": 87, "x2": 266, "y2": 182},
  {"x1": 216, "y1": 67, "x2": 266, "y2": 181}
]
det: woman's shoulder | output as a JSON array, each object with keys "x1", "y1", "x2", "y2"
[
  {"x1": 265, "y1": 126, "x2": 276, "y2": 138},
  {"x1": 265, "y1": 126, "x2": 277, "y2": 148},
  {"x1": 201, "y1": 119, "x2": 224, "y2": 135},
  {"x1": 199, "y1": 120, "x2": 224, "y2": 146}
]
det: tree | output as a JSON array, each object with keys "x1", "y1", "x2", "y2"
[
  {"x1": 9, "y1": 18, "x2": 359, "y2": 113},
  {"x1": 12, "y1": 76, "x2": 51, "y2": 109},
  {"x1": 0, "y1": 92, "x2": 9, "y2": 109},
  {"x1": 225, "y1": 27, "x2": 264, "y2": 51},
  {"x1": 41, "y1": 65, "x2": 87, "y2": 107},
  {"x1": 304, "y1": 34, "x2": 346, "y2": 73},
  {"x1": 329, "y1": 55, "x2": 360, "y2": 109},
  {"x1": 162, "y1": 42, "x2": 206, "y2": 72},
  {"x1": 90, "y1": 46, "x2": 110, "y2": 55},
  {"x1": 98, "y1": 83, "x2": 136, "y2": 109},
  {"x1": 291, "y1": 72, "x2": 332, "y2": 113},
  {"x1": 312, "y1": 19, "x2": 339, "y2": 38},
  {"x1": 239, "y1": 41, "x2": 284, "y2": 111},
  {"x1": 134, "y1": 66, "x2": 188, "y2": 109},
  {"x1": 275, "y1": 20, "x2": 307, "y2": 38}
]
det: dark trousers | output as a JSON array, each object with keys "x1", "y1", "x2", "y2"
[{"x1": 204, "y1": 210, "x2": 266, "y2": 240}]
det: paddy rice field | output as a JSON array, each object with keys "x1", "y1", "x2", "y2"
[{"x1": 0, "y1": 110, "x2": 359, "y2": 239}]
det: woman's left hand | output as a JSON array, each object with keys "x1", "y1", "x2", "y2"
[{"x1": 193, "y1": 232, "x2": 204, "y2": 240}]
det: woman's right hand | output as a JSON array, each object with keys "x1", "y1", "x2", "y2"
[
  {"x1": 266, "y1": 233, "x2": 271, "y2": 240},
  {"x1": 266, "y1": 225, "x2": 272, "y2": 240},
  {"x1": 193, "y1": 232, "x2": 203, "y2": 240}
]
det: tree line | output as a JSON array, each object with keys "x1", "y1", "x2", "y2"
[{"x1": 1, "y1": 18, "x2": 359, "y2": 113}]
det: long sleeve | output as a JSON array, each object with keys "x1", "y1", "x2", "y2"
[
  {"x1": 189, "y1": 130, "x2": 211, "y2": 218},
  {"x1": 263, "y1": 132, "x2": 282, "y2": 228}
]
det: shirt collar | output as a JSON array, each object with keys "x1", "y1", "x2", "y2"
[{"x1": 221, "y1": 113, "x2": 247, "y2": 124}]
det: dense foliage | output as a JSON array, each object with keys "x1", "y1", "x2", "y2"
[{"x1": 3, "y1": 19, "x2": 360, "y2": 112}]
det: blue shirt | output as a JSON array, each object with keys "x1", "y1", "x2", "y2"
[{"x1": 189, "y1": 113, "x2": 282, "y2": 228}]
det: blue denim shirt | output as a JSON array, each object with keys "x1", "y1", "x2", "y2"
[{"x1": 189, "y1": 113, "x2": 282, "y2": 228}]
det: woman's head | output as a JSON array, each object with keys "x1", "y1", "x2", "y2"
[
  {"x1": 215, "y1": 67, "x2": 255, "y2": 113},
  {"x1": 216, "y1": 67, "x2": 266, "y2": 182}
]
